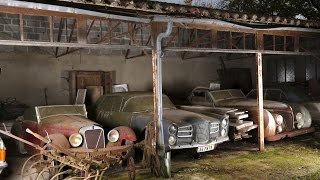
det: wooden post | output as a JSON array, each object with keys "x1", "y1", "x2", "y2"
[{"x1": 256, "y1": 52, "x2": 265, "y2": 151}]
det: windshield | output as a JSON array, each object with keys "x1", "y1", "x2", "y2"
[
  {"x1": 210, "y1": 89, "x2": 246, "y2": 103},
  {"x1": 122, "y1": 95, "x2": 176, "y2": 112},
  {"x1": 36, "y1": 105, "x2": 87, "y2": 121}
]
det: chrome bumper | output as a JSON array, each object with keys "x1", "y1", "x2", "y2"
[
  {"x1": 0, "y1": 161, "x2": 7, "y2": 174},
  {"x1": 169, "y1": 136, "x2": 229, "y2": 150}
]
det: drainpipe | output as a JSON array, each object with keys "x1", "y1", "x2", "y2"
[{"x1": 155, "y1": 21, "x2": 173, "y2": 155}]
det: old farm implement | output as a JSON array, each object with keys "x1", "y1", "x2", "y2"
[{"x1": 0, "y1": 122, "x2": 160, "y2": 179}]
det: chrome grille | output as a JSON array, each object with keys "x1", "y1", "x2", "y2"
[
  {"x1": 195, "y1": 123, "x2": 209, "y2": 144},
  {"x1": 177, "y1": 125, "x2": 193, "y2": 138},
  {"x1": 210, "y1": 123, "x2": 219, "y2": 134},
  {"x1": 84, "y1": 129, "x2": 105, "y2": 149}
]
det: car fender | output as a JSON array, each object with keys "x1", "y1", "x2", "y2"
[{"x1": 108, "y1": 126, "x2": 137, "y2": 146}]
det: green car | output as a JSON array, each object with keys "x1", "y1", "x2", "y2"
[{"x1": 90, "y1": 92, "x2": 229, "y2": 177}]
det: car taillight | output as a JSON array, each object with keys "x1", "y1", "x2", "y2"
[{"x1": 0, "y1": 138, "x2": 6, "y2": 162}]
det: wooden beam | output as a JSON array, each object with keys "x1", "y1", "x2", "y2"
[
  {"x1": 77, "y1": 17, "x2": 87, "y2": 44},
  {"x1": 256, "y1": 52, "x2": 265, "y2": 151}
]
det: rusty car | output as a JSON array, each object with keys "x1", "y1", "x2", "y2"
[
  {"x1": 188, "y1": 87, "x2": 314, "y2": 141},
  {"x1": 11, "y1": 104, "x2": 137, "y2": 155},
  {"x1": 247, "y1": 88, "x2": 320, "y2": 124},
  {"x1": 90, "y1": 92, "x2": 230, "y2": 177}
]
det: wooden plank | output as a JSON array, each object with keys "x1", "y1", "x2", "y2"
[{"x1": 256, "y1": 52, "x2": 265, "y2": 151}]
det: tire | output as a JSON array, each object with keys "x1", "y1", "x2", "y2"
[{"x1": 159, "y1": 152, "x2": 171, "y2": 178}]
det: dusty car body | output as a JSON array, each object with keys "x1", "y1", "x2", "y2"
[
  {"x1": 247, "y1": 88, "x2": 320, "y2": 123},
  {"x1": 91, "y1": 92, "x2": 229, "y2": 153},
  {"x1": 12, "y1": 104, "x2": 136, "y2": 155},
  {"x1": 188, "y1": 87, "x2": 314, "y2": 141}
]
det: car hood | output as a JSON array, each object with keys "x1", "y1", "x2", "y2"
[
  {"x1": 40, "y1": 115, "x2": 99, "y2": 136},
  {"x1": 161, "y1": 109, "x2": 220, "y2": 126},
  {"x1": 217, "y1": 98, "x2": 291, "y2": 109}
]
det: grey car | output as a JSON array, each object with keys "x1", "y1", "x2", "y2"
[{"x1": 91, "y1": 92, "x2": 229, "y2": 177}]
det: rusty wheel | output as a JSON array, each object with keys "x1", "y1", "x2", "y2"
[
  {"x1": 150, "y1": 155, "x2": 160, "y2": 177},
  {"x1": 127, "y1": 156, "x2": 135, "y2": 180}
]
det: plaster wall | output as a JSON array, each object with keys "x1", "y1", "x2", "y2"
[{"x1": 0, "y1": 51, "x2": 221, "y2": 106}]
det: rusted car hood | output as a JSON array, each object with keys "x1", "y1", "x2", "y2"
[
  {"x1": 40, "y1": 115, "x2": 98, "y2": 136},
  {"x1": 216, "y1": 98, "x2": 291, "y2": 109},
  {"x1": 161, "y1": 109, "x2": 219, "y2": 125}
]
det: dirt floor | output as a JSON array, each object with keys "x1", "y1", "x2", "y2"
[
  {"x1": 1, "y1": 133, "x2": 320, "y2": 180},
  {"x1": 110, "y1": 133, "x2": 320, "y2": 180}
]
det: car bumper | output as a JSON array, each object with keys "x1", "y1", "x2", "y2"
[
  {"x1": 0, "y1": 161, "x2": 7, "y2": 174},
  {"x1": 169, "y1": 136, "x2": 229, "y2": 150},
  {"x1": 265, "y1": 127, "x2": 315, "y2": 141}
]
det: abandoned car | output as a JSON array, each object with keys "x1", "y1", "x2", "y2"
[
  {"x1": 11, "y1": 104, "x2": 136, "y2": 154},
  {"x1": 247, "y1": 88, "x2": 320, "y2": 123},
  {"x1": 91, "y1": 91, "x2": 229, "y2": 175},
  {"x1": 188, "y1": 87, "x2": 314, "y2": 141}
]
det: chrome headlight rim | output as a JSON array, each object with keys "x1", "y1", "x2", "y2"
[
  {"x1": 221, "y1": 119, "x2": 228, "y2": 128},
  {"x1": 69, "y1": 133, "x2": 83, "y2": 148},
  {"x1": 168, "y1": 124, "x2": 178, "y2": 135},
  {"x1": 168, "y1": 135, "x2": 176, "y2": 146},
  {"x1": 107, "y1": 129, "x2": 120, "y2": 143},
  {"x1": 221, "y1": 129, "x2": 226, "y2": 136}
]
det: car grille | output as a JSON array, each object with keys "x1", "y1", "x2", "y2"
[
  {"x1": 84, "y1": 129, "x2": 105, "y2": 149},
  {"x1": 210, "y1": 123, "x2": 219, "y2": 134},
  {"x1": 177, "y1": 125, "x2": 193, "y2": 138},
  {"x1": 195, "y1": 122, "x2": 209, "y2": 144}
]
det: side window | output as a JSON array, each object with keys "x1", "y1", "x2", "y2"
[{"x1": 191, "y1": 91, "x2": 206, "y2": 103}]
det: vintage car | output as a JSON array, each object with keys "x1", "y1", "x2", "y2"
[
  {"x1": 90, "y1": 92, "x2": 230, "y2": 177},
  {"x1": 0, "y1": 137, "x2": 7, "y2": 175},
  {"x1": 247, "y1": 88, "x2": 320, "y2": 123},
  {"x1": 11, "y1": 104, "x2": 136, "y2": 155},
  {"x1": 188, "y1": 87, "x2": 314, "y2": 141}
]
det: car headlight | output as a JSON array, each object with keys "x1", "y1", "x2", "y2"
[
  {"x1": 221, "y1": 129, "x2": 226, "y2": 136},
  {"x1": 168, "y1": 125, "x2": 177, "y2": 135},
  {"x1": 221, "y1": 119, "x2": 227, "y2": 127},
  {"x1": 295, "y1": 112, "x2": 304, "y2": 129},
  {"x1": 273, "y1": 114, "x2": 283, "y2": 125},
  {"x1": 107, "y1": 129, "x2": 120, "y2": 143},
  {"x1": 168, "y1": 135, "x2": 176, "y2": 146},
  {"x1": 296, "y1": 123, "x2": 303, "y2": 129},
  {"x1": 296, "y1": 112, "x2": 303, "y2": 122},
  {"x1": 69, "y1": 133, "x2": 83, "y2": 148},
  {"x1": 276, "y1": 126, "x2": 283, "y2": 133}
]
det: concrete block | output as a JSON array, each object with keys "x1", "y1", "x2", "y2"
[
  {"x1": 26, "y1": 20, "x2": 41, "y2": 27},
  {"x1": 26, "y1": 33, "x2": 40, "y2": 40},
  {"x1": 4, "y1": 25, "x2": 19, "y2": 32},
  {"x1": 6, "y1": 13, "x2": 18, "y2": 19},
  {"x1": 0, "y1": 25, "x2": 4, "y2": 32}
]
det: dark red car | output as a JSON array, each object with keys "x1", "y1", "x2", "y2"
[{"x1": 11, "y1": 104, "x2": 136, "y2": 154}]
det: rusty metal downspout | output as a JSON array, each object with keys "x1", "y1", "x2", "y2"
[{"x1": 155, "y1": 21, "x2": 173, "y2": 155}]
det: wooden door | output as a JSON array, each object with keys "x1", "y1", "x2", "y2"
[{"x1": 69, "y1": 71, "x2": 114, "y2": 104}]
